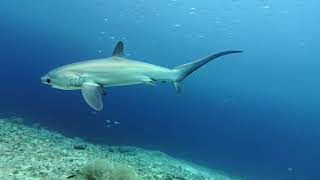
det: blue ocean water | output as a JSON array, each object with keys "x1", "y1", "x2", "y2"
[{"x1": 1, "y1": 0, "x2": 319, "y2": 179}]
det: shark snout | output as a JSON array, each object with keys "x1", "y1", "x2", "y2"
[{"x1": 41, "y1": 75, "x2": 51, "y2": 85}]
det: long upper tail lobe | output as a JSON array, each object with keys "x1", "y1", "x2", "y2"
[{"x1": 173, "y1": 51, "x2": 243, "y2": 93}]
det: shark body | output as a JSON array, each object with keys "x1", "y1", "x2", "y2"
[{"x1": 41, "y1": 42, "x2": 242, "y2": 111}]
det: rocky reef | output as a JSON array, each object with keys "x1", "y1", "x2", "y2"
[{"x1": 0, "y1": 118, "x2": 240, "y2": 180}]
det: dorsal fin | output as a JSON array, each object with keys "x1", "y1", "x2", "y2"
[{"x1": 112, "y1": 41, "x2": 124, "y2": 57}]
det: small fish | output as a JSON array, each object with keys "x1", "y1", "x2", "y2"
[
  {"x1": 67, "y1": 174, "x2": 76, "y2": 179},
  {"x1": 113, "y1": 121, "x2": 120, "y2": 125},
  {"x1": 106, "y1": 120, "x2": 112, "y2": 123},
  {"x1": 91, "y1": 111, "x2": 97, "y2": 115}
]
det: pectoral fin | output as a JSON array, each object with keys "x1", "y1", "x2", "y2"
[{"x1": 81, "y1": 82, "x2": 104, "y2": 111}]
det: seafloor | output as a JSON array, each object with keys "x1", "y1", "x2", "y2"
[{"x1": 0, "y1": 117, "x2": 240, "y2": 180}]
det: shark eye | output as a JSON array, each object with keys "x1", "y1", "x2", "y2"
[{"x1": 46, "y1": 78, "x2": 51, "y2": 83}]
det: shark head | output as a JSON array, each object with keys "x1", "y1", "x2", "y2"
[
  {"x1": 41, "y1": 67, "x2": 104, "y2": 111},
  {"x1": 41, "y1": 71, "x2": 65, "y2": 90},
  {"x1": 41, "y1": 69, "x2": 80, "y2": 90}
]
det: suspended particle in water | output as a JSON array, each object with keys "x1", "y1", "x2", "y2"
[{"x1": 262, "y1": 5, "x2": 270, "y2": 9}]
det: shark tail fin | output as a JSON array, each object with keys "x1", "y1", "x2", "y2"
[{"x1": 173, "y1": 51, "x2": 243, "y2": 94}]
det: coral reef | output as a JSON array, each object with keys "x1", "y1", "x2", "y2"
[{"x1": 0, "y1": 117, "x2": 240, "y2": 180}]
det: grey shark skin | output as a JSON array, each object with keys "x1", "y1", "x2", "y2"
[{"x1": 41, "y1": 42, "x2": 242, "y2": 111}]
